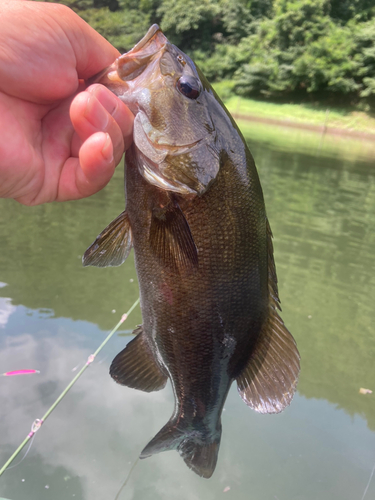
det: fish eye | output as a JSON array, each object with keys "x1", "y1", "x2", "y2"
[{"x1": 177, "y1": 75, "x2": 200, "y2": 100}]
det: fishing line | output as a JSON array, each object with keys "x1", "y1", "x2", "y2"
[
  {"x1": 97, "y1": 355, "x2": 109, "y2": 365},
  {"x1": 361, "y1": 461, "x2": 375, "y2": 500},
  {"x1": 71, "y1": 362, "x2": 82, "y2": 372},
  {"x1": 114, "y1": 457, "x2": 140, "y2": 500},
  {"x1": 6, "y1": 434, "x2": 35, "y2": 471},
  {"x1": 0, "y1": 297, "x2": 140, "y2": 477}
]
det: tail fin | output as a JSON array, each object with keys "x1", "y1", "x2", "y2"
[
  {"x1": 179, "y1": 437, "x2": 221, "y2": 479},
  {"x1": 140, "y1": 418, "x2": 221, "y2": 479}
]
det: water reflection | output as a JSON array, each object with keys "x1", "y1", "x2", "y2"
[
  {"x1": 249, "y1": 141, "x2": 375, "y2": 432},
  {"x1": 1, "y1": 131, "x2": 375, "y2": 499},
  {"x1": 1, "y1": 304, "x2": 374, "y2": 500},
  {"x1": 0, "y1": 168, "x2": 141, "y2": 331},
  {"x1": 0, "y1": 306, "x2": 171, "y2": 499},
  {"x1": 1, "y1": 451, "x2": 84, "y2": 500}
]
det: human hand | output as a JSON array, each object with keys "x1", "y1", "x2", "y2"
[{"x1": 0, "y1": 0, "x2": 133, "y2": 206}]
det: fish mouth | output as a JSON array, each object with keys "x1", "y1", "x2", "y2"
[
  {"x1": 130, "y1": 24, "x2": 164, "y2": 53},
  {"x1": 115, "y1": 24, "x2": 168, "y2": 81},
  {"x1": 89, "y1": 25, "x2": 168, "y2": 89}
]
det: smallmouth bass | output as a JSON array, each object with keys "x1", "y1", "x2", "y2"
[{"x1": 83, "y1": 25, "x2": 300, "y2": 478}]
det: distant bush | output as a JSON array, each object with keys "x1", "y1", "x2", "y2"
[{"x1": 211, "y1": 80, "x2": 236, "y2": 102}]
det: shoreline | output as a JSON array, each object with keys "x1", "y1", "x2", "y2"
[{"x1": 231, "y1": 112, "x2": 375, "y2": 142}]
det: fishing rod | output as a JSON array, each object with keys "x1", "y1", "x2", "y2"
[{"x1": 0, "y1": 297, "x2": 140, "y2": 477}]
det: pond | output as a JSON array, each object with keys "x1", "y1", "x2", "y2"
[{"x1": 0, "y1": 122, "x2": 375, "y2": 500}]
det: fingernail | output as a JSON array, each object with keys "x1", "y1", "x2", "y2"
[
  {"x1": 101, "y1": 133, "x2": 114, "y2": 163},
  {"x1": 85, "y1": 96, "x2": 109, "y2": 130}
]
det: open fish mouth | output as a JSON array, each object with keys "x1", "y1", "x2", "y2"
[
  {"x1": 112, "y1": 25, "x2": 167, "y2": 83},
  {"x1": 86, "y1": 25, "x2": 167, "y2": 89},
  {"x1": 129, "y1": 24, "x2": 164, "y2": 53}
]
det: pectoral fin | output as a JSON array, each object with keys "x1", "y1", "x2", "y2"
[
  {"x1": 83, "y1": 211, "x2": 132, "y2": 267},
  {"x1": 110, "y1": 325, "x2": 168, "y2": 392},
  {"x1": 236, "y1": 218, "x2": 300, "y2": 413},
  {"x1": 149, "y1": 199, "x2": 198, "y2": 272}
]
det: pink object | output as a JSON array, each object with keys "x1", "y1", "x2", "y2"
[{"x1": 3, "y1": 369, "x2": 40, "y2": 376}]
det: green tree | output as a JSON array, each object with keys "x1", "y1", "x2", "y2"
[
  {"x1": 33, "y1": 0, "x2": 375, "y2": 108},
  {"x1": 293, "y1": 23, "x2": 359, "y2": 94},
  {"x1": 329, "y1": 0, "x2": 375, "y2": 23},
  {"x1": 41, "y1": 0, "x2": 158, "y2": 52},
  {"x1": 353, "y1": 18, "x2": 375, "y2": 106},
  {"x1": 233, "y1": 0, "x2": 333, "y2": 96}
]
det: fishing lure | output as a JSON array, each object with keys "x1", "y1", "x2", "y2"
[{"x1": 2, "y1": 369, "x2": 40, "y2": 377}]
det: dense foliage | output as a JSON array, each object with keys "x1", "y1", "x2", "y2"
[{"x1": 44, "y1": 0, "x2": 375, "y2": 108}]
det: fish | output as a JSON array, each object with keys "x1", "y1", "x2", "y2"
[{"x1": 83, "y1": 24, "x2": 300, "y2": 478}]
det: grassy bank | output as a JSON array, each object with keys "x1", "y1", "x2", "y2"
[
  {"x1": 234, "y1": 119, "x2": 375, "y2": 162},
  {"x1": 213, "y1": 82, "x2": 375, "y2": 137}
]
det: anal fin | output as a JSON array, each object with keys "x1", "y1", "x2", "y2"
[
  {"x1": 83, "y1": 211, "x2": 132, "y2": 267},
  {"x1": 110, "y1": 325, "x2": 168, "y2": 392}
]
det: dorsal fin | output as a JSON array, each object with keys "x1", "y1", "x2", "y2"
[{"x1": 236, "y1": 219, "x2": 300, "y2": 413}]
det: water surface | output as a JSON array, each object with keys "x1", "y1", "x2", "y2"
[{"x1": 0, "y1": 126, "x2": 374, "y2": 500}]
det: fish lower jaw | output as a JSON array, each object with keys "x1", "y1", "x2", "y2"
[{"x1": 140, "y1": 160, "x2": 198, "y2": 195}]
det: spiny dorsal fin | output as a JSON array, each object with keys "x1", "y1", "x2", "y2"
[
  {"x1": 149, "y1": 199, "x2": 198, "y2": 273},
  {"x1": 83, "y1": 211, "x2": 132, "y2": 267},
  {"x1": 110, "y1": 325, "x2": 168, "y2": 392},
  {"x1": 236, "y1": 218, "x2": 300, "y2": 414}
]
